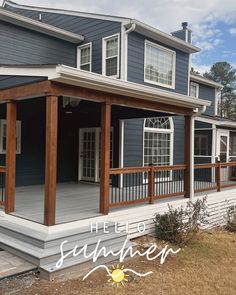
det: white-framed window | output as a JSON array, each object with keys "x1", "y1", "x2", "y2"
[
  {"x1": 102, "y1": 33, "x2": 120, "y2": 77},
  {"x1": 77, "y1": 42, "x2": 92, "y2": 71},
  {"x1": 144, "y1": 40, "x2": 176, "y2": 89},
  {"x1": 194, "y1": 134, "x2": 208, "y2": 156},
  {"x1": 143, "y1": 117, "x2": 174, "y2": 167},
  {"x1": 0, "y1": 120, "x2": 21, "y2": 154},
  {"x1": 190, "y1": 82, "x2": 199, "y2": 98}
]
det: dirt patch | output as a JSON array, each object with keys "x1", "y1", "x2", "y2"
[{"x1": 0, "y1": 230, "x2": 236, "y2": 295}]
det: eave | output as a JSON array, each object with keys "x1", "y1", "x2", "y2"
[
  {"x1": 0, "y1": 64, "x2": 211, "y2": 112},
  {"x1": 0, "y1": 8, "x2": 84, "y2": 44},
  {"x1": 190, "y1": 73, "x2": 223, "y2": 89}
]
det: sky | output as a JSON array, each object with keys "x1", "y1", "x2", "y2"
[{"x1": 1, "y1": 0, "x2": 236, "y2": 74}]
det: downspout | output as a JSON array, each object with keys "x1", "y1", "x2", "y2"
[{"x1": 189, "y1": 105, "x2": 207, "y2": 201}]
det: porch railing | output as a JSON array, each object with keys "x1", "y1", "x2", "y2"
[
  {"x1": 109, "y1": 164, "x2": 186, "y2": 207},
  {"x1": 109, "y1": 161, "x2": 236, "y2": 208},
  {"x1": 0, "y1": 166, "x2": 6, "y2": 206}
]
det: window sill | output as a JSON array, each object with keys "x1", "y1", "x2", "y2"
[{"x1": 144, "y1": 78, "x2": 175, "y2": 90}]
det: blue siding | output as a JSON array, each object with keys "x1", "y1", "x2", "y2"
[
  {"x1": 127, "y1": 32, "x2": 189, "y2": 95},
  {"x1": 123, "y1": 116, "x2": 185, "y2": 167},
  {"x1": 0, "y1": 21, "x2": 76, "y2": 66},
  {"x1": 0, "y1": 76, "x2": 47, "y2": 90},
  {"x1": 198, "y1": 83, "x2": 216, "y2": 116},
  {"x1": 4, "y1": 5, "x2": 121, "y2": 75}
]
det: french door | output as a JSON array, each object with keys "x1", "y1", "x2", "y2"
[{"x1": 79, "y1": 128, "x2": 113, "y2": 182}]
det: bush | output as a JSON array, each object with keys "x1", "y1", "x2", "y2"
[
  {"x1": 154, "y1": 197, "x2": 208, "y2": 245},
  {"x1": 226, "y1": 205, "x2": 236, "y2": 232}
]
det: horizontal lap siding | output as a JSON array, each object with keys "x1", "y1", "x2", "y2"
[
  {"x1": 128, "y1": 32, "x2": 189, "y2": 95},
  {"x1": 198, "y1": 83, "x2": 216, "y2": 116},
  {"x1": 0, "y1": 21, "x2": 76, "y2": 66},
  {"x1": 123, "y1": 119, "x2": 144, "y2": 167},
  {"x1": 0, "y1": 76, "x2": 47, "y2": 90},
  {"x1": 4, "y1": 5, "x2": 121, "y2": 75}
]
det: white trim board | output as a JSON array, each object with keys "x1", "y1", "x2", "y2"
[
  {"x1": 4, "y1": 1, "x2": 200, "y2": 54},
  {"x1": 0, "y1": 65, "x2": 211, "y2": 111},
  {"x1": 0, "y1": 8, "x2": 84, "y2": 43}
]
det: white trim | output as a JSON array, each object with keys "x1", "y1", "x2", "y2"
[
  {"x1": 125, "y1": 21, "x2": 200, "y2": 54},
  {"x1": 0, "y1": 65, "x2": 211, "y2": 110},
  {"x1": 190, "y1": 116, "x2": 194, "y2": 200},
  {"x1": 3, "y1": 1, "x2": 200, "y2": 54},
  {"x1": 119, "y1": 120, "x2": 124, "y2": 187},
  {"x1": 0, "y1": 8, "x2": 84, "y2": 43},
  {"x1": 190, "y1": 73, "x2": 223, "y2": 89},
  {"x1": 142, "y1": 117, "x2": 174, "y2": 168},
  {"x1": 3, "y1": 1, "x2": 130, "y2": 23},
  {"x1": 102, "y1": 33, "x2": 120, "y2": 78},
  {"x1": 0, "y1": 119, "x2": 21, "y2": 154},
  {"x1": 120, "y1": 24, "x2": 127, "y2": 81},
  {"x1": 190, "y1": 81, "x2": 199, "y2": 98},
  {"x1": 144, "y1": 40, "x2": 176, "y2": 90},
  {"x1": 77, "y1": 42, "x2": 92, "y2": 72},
  {"x1": 195, "y1": 116, "x2": 236, "y2": 128}
]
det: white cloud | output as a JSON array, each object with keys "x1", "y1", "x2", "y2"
[
  {"x1": 229, "y1": 28, "x2": 236, "y2": 35},
  {"x1": 192, "y1": 63, "x2": 211, "y2": 75}
]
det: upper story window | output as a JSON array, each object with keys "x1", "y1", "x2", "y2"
[
  {"x1": 190, "y1": 82, "x2": 199, "y2": 98},
  {"x1": 102, "y1": 34, "x2": 120, "y2": 77},
  {"x1": 0, "y1": 120, "x2": 21, "y2": 154},
  {"x1": 77, "y1": 43, "x2": 92, "y2": 71},
  {"x1": 144, "y1": 40, "x2": 176, "y2": 89}
]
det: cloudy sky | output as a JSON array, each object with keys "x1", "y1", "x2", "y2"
[{"x1": 1, "y1": 0, "x2": 236, "y2": 73}]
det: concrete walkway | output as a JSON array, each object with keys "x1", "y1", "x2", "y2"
[{"x1": 0, "y1": 251, "x2": 36, "y2": 280}]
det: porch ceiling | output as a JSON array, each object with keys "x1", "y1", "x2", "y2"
[{"x1": 0, "y1": 65, "x2": 211, "y2": 115}]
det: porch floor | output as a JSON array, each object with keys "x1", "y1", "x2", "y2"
[{"x1": 14, "y1": 182, "x2": 101, "y2": 224}]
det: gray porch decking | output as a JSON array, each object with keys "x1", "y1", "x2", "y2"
[
  {"x1": 14, "y1": 182, "x2": 101, "y2": 224},
  {"x1": 8, "y1": 180, "x2": 236, "y2": 225}
]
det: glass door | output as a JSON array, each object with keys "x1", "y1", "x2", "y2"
[{"x1": 217, "y1": 130, "x2": 229, "y2": 182}]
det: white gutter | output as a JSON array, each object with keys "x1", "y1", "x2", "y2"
[
  {"x1": 0, "y1": 64, "x2": 211, "y2": 110},
  {"x1": 190, "y1": 74, "x2": 223, "y2": 89},
  {"x1": 125, "y1": 21, "x2": 201, "y2": 54},
  {"x1": 0, "y1": 8, "x2": 84, "y2": 43}
]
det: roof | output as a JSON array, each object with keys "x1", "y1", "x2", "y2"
[
  {"x1": 0, "y1": 8, "x2": 84, "y2": 43},
  {"x1": 0, "y1": 64, "x2": 211, "y2": 111},
  {"x1": 190, "y1": 73, "x2": 223, "y2": 89},
  {"x1": 196, "y1": 114, "x2": 236, "y2": 128},
  {"x1": 3, "y1": 1, "x2": 200, "y2": 54}
]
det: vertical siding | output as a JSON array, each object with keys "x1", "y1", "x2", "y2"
[
  {"x1": 4, "y1": 5, "x2": 121, "y2": 74},
  {"x1": 127, "y1": 32, "x2": 189, "y2": 95}
]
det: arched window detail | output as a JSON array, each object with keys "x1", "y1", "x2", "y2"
[{"x1": 143, "y1": 117, "x2": 174, "y2": 168}]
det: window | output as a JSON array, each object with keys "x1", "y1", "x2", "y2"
[
  {"x1": 102, "y1": 34, "x2": 120, "y2": 77},
  {"x1": 77, "y1": 43, "x2": 92, "y2": 71},
  {"x1": 143, "y1": 117, "x2": 173, "y2": 167},
  {"x1": 144, "y1": 40, "x2": 176, "y2": 88},
  {"x1": 0, "y1": 120, "x2": 21, "y2": 154},
  {"x1": 190, "y1": 82, "x2": 199, "y2": 98},
  {"x1": 194, "y1": 134, "x2": 208, "y2": 156}
]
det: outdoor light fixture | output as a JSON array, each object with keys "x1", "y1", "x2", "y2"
[{"x1": 63, "y1": 97, "x2": 81, "y2": 114}]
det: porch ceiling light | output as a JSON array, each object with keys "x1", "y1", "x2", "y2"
[{"x1": 63, "y1": 97, "x2": 81, "y2": 114}]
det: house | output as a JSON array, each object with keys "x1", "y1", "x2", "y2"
[{"x1": 0, "y1": 1, "x2": 235, "y2": 279}]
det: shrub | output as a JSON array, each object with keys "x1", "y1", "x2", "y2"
[
  {"x1": 154, "y1": 197, "x2": 209, "y2": 245},
  {"x1": 226, "y1": 205, "x2": 236, "y2": 232}
]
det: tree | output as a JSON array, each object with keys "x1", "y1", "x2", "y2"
[{"x1": 203, "y1": 62, "x2": 236, "y2": 119}]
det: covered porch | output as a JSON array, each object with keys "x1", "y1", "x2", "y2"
[{"x1": 0, "y1": 65, "x2": 211, "y2": 226}]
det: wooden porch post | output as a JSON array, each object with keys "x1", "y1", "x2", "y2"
[
  {"x1": 44, "y1": 96, "x2": 58, "y2": 226},
  {"x1": 5, "y1": 101, "x2": 17, "y2": 214},
  {"x1": 100, "y1": 102, "x2": 111, "y2": 215},
  {"x1": 184, "y1": 115, "x2": 191, "y2": 198}
]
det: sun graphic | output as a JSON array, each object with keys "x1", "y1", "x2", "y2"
[{"x1": 107, "y1": 264, "x2": 129, "y2": 287}]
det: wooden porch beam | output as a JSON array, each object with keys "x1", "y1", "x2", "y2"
[
  {"x1": 44, "y1": 95, "x2": 58, "y2": 226},
  {"x1": 0, "y1": 80, "x2": 194, "y2": 116},
  {"x1": 0, "y1": 81, "x2": 52, "y2": 101},
  {"x1": 100, "y1": 102, "x2": 111, "y2": 215},
  {"x1": 5, "y1": 101, "x2": 17, "y2": 213}
]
